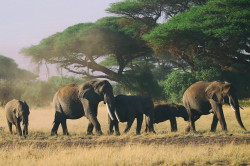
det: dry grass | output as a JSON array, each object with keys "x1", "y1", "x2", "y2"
[
  {"x1": 0, "y1": 103, "x2": 250, "y2": 165},
  {"x1": 0, "y1": 144, "x2": 249, "y2": 166}
]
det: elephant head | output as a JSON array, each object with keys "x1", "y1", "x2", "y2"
[
  {"x1": 172, "y1": 104, "x2": 189, "y2": 121},
  {"x1": 205, "y1": 81, "x2": 246, "y2": 130},
  {"x1": 81, "y1": 80, "x2": 116, "y2": 120}
]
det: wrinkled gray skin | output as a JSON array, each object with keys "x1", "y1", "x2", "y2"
[
  {"x1": 145, "y1": 103, "x2": 188, "y2": 132},
  {"x1": 5, "y1": 99, "x2": 30, "y2": 136},
  {"x1": 183, "y1": 81, "x2": 246, "y2": 132},
  {"x1": 51, "y1": 80, "x2": 116, "y2": 136},
  {"x1": 108, "y1": 95, "x2": 156, "y2": 135}
]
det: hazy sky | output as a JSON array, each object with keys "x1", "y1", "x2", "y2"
[{"x1": 0, "y1": 0, "x2": 118, "y2": 79}]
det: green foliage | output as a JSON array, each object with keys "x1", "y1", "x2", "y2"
[
  {"x1": 0, "y1": 55, "x2": 37, "y2": 80},
  {"x1": 144, "y1": 0, "x2": 250, "y2": 72},
  {"x1": 239, "y1": 99, "x2": 250, "y2": 107},
  {"x1": 192, "y1": 55, "x2": 222, "y2": 82},
  {"x1": 123, "y1": 67, "x2": 162, "y2": 99},
  {"x1": 0, "y1": 81, "x2": 22, "y2": 106},
  {"x1": 18, "y1": 81, "x2": 53, "y2": 107},
  {"x1": 163, "y1": 71, "x2": 196, "y2": 103},
  {"x1": 99, "y1": 56, "x2": 118, "y2": 67}
]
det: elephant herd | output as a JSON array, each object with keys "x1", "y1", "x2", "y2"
[{"x1": 3, "y1": 80, "x2": 247, "y2": 137}]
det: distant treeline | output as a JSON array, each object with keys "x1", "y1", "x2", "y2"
[{"x1": 0, "y1": 73, "x2": 250, "y2": 107}]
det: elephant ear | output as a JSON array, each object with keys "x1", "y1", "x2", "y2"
[
  {"x1": 12, "y1": 109, "x2": 19, "y2": 118},
  {"x1": 80, "y1": 87, "x2": 97, "y2": 101},
  {"x1": 222, "y1": 82, "x2": 232, "y2": 95},
  {"x1": 22, "y1": 101, "x2": 30, "y2": 115},
  {"x1": 13, "y1": 108, "x2": 20, "y2": 118},
  {"x1": 93, "y1": 80, "x2": 106, "y2": 94},
  {"x1": 205, "y1": 84, "x2": 223, "y2": 103}
]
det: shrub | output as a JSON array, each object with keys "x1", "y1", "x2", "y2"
[{"x1": 163, "y1": 71, "x2": 196, "y2": 103}]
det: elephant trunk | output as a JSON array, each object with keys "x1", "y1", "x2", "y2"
[
  {"x1": 104, "y1": 94, "x2": 116, "y2": 121},
  {"x1": 22, "y1": 116, "x2": 29, "y2": 136},
  {"x1": 229, "y1": 95, "x2": 246, "y2": 130}
]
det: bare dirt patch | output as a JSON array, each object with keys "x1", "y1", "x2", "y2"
[{"x1": 0, "y1": 135, "x2": 250, "y2": 149}]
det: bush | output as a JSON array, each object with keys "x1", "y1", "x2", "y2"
[
  {"x1": 163, "y1": 71, "x2": 196, "y2": 103},
  {"x1": 123, "y1": 67, "x2": 162, "y2": 99},
  {"x1": 0, "y1": 81, "x2": 23, "y2": 106},
  {"x1": 19, "y1": 81, "x2": 53, "y2": 107}
]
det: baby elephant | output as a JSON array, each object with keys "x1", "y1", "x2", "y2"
[
  {"x1": 108, "y1": 95, "x2": 155, "y2": 135},
  {"x1": 145, "y1": 103, "x2": 188, "y2": 132},
  {"x1": 5, "y1": 99, "x2": 30, "y2": 136}
]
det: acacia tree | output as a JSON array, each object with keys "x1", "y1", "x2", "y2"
[
  {"x1": 107, "y1": 0, "x2": 207, "y2": 73},
  {"x1": 144, "y1": 0, "x2": 250, "y2": 72},
  {"x1": 22, "y1": 17, "x2": 158, "y2": 95},
  {"x1": 21, "y1": 0, "x2": 206, "y2": 97}
]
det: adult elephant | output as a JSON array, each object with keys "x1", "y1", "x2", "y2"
[
  {"x1": 108, "y1": 95, "x2": 155, "y2": 135},
  {"x1": 183, "y1": 81, "x2": 246, "y2": 132},
  {"x1": 51, "y1": 80, "x2": 116, "y2": 136},
  {"x1": 145, "y1": 103, "x2": 188, "y2": 132},
  {"x1": 5, "y1": 99, "x2": 30, "y2": 136}
]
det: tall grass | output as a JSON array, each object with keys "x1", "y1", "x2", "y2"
[{"x1": 0, "y1": 144, "x2": 249, "y2": 166}]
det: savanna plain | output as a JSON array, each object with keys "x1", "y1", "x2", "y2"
[{"x1": 0, "y1": 103, "x2": 250, "y2": 166}]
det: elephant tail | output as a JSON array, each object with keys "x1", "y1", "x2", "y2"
[
  {"x1": 183, "y1": 99, "x2": 191, "y2": 114},
  {"x1": 53, "y1": 103, "x2": 64, "y2": 124}
]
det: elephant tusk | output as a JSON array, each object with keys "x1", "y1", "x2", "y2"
[
  {"x1": 229, "y1": 97, "x2": 236, "y2": 112},
  {"x1": 106, "y1": 104, "x2": 114, "y2": 120},
  {"x1": 114, "y1": 109, "x2": 121, "y2": 122},
  {"x1": 230, "y1": 104, "x2": 236, "y2": 112}
]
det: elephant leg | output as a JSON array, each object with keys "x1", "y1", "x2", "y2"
[
  {"x1": 185, "y1": 115, "x2": 200, "y2": 132},
  {"x1": 84, "y1": 102, "x2": 102, "y2": 135},
  {"x1": 144, "y1": 116, "x2": 149, "y2": 133},
  {"x1": 22, "y1": 125, "x2": 28, "y2": 136},
  {"x1": 145, "y1": 124, "x2": 149, "y2": 133},
  {"x1": 211, "y1": 113, "x2": 219, "y2": 132},
  {"x1": 61, "y1": 118, "x2": 69, "y2": 135},
  {"x1": 88, "y1": 115, "x2": 102, "y2": 135},
  {"x1": 51, "y1": 112, "x2": 62, "y2": 136},
  {"x1": 16, "y1": 123, "x2": 22, "y2": 136},
  {"x1": 216, "y1": 109, "x2": 227, "y2": 131},
  {"x1": 7, "y1": 121, "x2": 13, "y2": 134},
  {"x1": 145, "y1": 115, "x2": 156, "y2": 134},
  {"x1": 187, "y1": 111, "x2": 196, "y2": 132},
  {"x1": 114, "y1": 120, "x2": 120, "y2": 136},
  {"x1": 87, "y1": 122, "x2": 94, "y2": 135},
  {"x1": 124, "y1": 117, "x2": 135, "y2": 134},
  {"x1": 170, "y1": 117, "x2": 177, "y2": 132},
  {"x1": 108, "y1": 115, "x2": 120, "y2": 135},
  {"x1": 107, "y1": 115, "x2": 114, "y2": 135},
  {"x1": 211, "y1": 103, "x2": 227, "y2": 131},
  {"x1": 136, "y1": 114, "x2": 143, "y2": 135}
]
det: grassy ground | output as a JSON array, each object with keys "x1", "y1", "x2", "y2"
[{"x1": 0, "y1": 103, "x2": 250, "y2": 165}]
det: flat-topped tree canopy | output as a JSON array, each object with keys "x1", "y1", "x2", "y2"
[
  {"x1": 144, "y1": 0, "x2": 250, "y2": 72},
  {"x1": 21, "y1": 17, "x2": 151, "y2": 83}
]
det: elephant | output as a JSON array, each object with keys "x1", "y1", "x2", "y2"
[
  {"x1": 107, "y1": 95, "x2": 156, "y2": 135},
  {"x1": 5, "y1": 99, "x2": 30, "y2": 136},
  {"x1": 51, "y1": 80, "x2": 116, "y2": 136},
  {"x1": 183, "y1": 81, "x2": 246, "y2": 132},
  {"x1": 145, "y1": 103, "x2": 188, "y2": 132}
]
